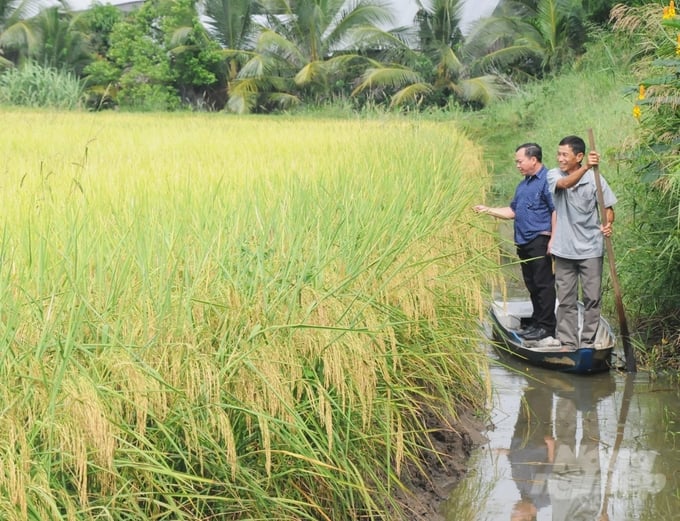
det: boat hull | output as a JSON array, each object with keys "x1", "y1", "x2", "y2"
[{"x1": 489, "y1": 300, "x2": 615, "y2": 374}]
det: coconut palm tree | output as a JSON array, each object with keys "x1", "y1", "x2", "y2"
[
  {"x1": 201, "y1": 0, "x2": 259, "y2": 85},
  {"x1": 227, "y1": 0, "x2": 395, "y2": 113},
  {"x1": 31, "y1": 5, "x2": 92, "y2": 74},
  {"x1": 464, "y1": 0, "x2": 588, "y2": 78},
  {"x1": 352, "y1": 0, "x2": 502, "y2": 109},
  {"x1": 0, "y1": 0, "x2": 42, "y2": 67}
]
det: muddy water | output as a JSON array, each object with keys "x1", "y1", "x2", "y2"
[{"x1": 442, "y1": 350, "x2": 680, "y2": 520}]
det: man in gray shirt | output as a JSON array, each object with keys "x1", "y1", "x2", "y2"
[{"x1": 547, "y1": 135, "x2": 616, "y2": 350}]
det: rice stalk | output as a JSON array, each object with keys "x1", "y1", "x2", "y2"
[{"x1": 0, "y1": 109, "x2": 496, "y2": 520}]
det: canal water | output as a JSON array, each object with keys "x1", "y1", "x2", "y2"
[{"x1": 442, "y1": 347, "x2": 680, "y2": 520}]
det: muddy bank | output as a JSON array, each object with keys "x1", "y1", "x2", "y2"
[{"x1": 398, "y1": 409, "x2": 489, "y2": 520}]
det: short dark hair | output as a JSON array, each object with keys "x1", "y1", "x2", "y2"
[
  {"x1": 558, "y1": 135, "x2": 586, "y2": 155},
  {"x1": 516, "y1": 143, "x2": 542, "y2": 162}
]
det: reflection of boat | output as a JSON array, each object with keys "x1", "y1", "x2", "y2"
[
  {"x1": 489, "y1": 299, "x2": 616, "y2": 374},
  {"x1": 499, "y1": 356, "x2": 618, "y2": 408}
]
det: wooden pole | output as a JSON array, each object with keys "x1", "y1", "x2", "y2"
[
  {"x1": 587, "y1": 129, "x2": 636, "y2": 372},
  {"x1": 598, "y1": 374, "x2": 635, "y2": 520}
]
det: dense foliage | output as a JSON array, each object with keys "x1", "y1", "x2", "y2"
[
  {"x1": 609, "y1": 1, "x2": 680, "y2": 361},
  {"x1": 0, "y1": 0, "x2": 625, "y2": 112}
]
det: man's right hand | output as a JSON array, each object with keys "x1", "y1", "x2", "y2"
[{"x1": 586, "y1": 151, "x2": 600, "y2": 168}]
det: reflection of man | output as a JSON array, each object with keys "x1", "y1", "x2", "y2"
[
  {"x1": 508, "y1": 375, "x2": 610, "y2": 521},
  {"x1": 511, "y1": 499, "x2": 538, "y2": 521},
  {"x1": 549, "y1": 396, "x2": 602, "y2": 520},
  {"x1": 509, "y1": 384, "x2": 555, "y2": 520}
]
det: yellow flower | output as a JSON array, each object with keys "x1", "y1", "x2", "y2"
[
  {"x1": 633, "y1": 105, "x2": 641, "y2": 119},
  {"x1": 664, "y1": 0, "x2": 676, "y2": 18},
  {"x1": 638, "y1": 84, "x2": 646, "y2": 100}
]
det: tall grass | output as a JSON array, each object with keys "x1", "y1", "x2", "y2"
[
  {"x1": 0, "y1": 63, "x2": 84, "y2": 109},
  {"x1": 0, "y1": 109, "x2": 496, "y2": 520}
]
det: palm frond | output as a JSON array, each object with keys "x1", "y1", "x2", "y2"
[
  {"x1": 389, "y1": 82, "x2": 433, "y2": 107},
  {"x1": 0, "y1": 21, "x2": 39, "y2": 53},
  {"x1": 463, "y1": 15, "x2": 519, "y2": 61},
  {"x1": 220, "y1": 48, "x2": 257, "y2": 61},
  {"x1": 295, "y1": 60, "x2": 327, "y2": 86},
  {"x1": 322, "y1": 52, "x2": 376, "y2": 76},
  {"x1": 226, "y1": 92, "x2": 254, "y2": 114},
  {"x1": 238, "y1": 54, "x2": 268, "y2": 78},
  {"x1": 535, "y1": 0, "x2": 558, "y2": 45},
  {"x1": 352, "y1": 65, "x2": 423, "y2": 95},
  {"x1": 339, "y1": 25, "x2": 406, "y2": 53},
  {"x1": 267, "y1": 91, "x2": 301, "y2": 109},
  {"x1": 457, "y1": 75, "x2": 502, "y2": 105},
  {"x1": 489, "y1": 0, "x2": 534, "y2": 19},
  {"x1": 436, "y1": 43, "x2": 463, "y2": 77},
  {"x1": 256, "y1": 27, "x2": 305, "y2": 67},
  {"x1": 227, "y1": 77, "x2": 262, "y2": 113},
  {"x1": 328, "y1": 4, "x2": 395, "y2": 48},
  {"x1": 202, "y1": 0, "x2": 257, "y2": 49},
  {"x1": 168, "y1": 26, "x2": 193, "y2": 49},
  {"x1": 474, "y1": 42, "x2": 545, "y2": 74},
  {"x1": 421, "y1": 0, "x2": 464, "y2": 46},
  {"x1": 2, "y1": 0, "x2": 43, "y2": 25}
]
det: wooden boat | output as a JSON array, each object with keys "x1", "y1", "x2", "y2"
[{"x1": 489, "y1": 299, "x2": 616, "y2": 374}]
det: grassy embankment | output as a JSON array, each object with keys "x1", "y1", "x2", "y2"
[{"x1": 0, "y1": 109, "x2": 497, "y2": 520}]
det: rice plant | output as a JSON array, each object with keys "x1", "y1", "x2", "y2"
[{"x1": 0, "y1": 109, "x2": 497, "y2": 520}]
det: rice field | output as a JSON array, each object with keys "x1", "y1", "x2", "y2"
[{"x1": 0, "y1": 108, "x2": 497, "y2": 520}]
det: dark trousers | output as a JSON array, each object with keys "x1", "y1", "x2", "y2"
[{"x1": 517, "y1": 235, "x2": 556, "y2": 335}]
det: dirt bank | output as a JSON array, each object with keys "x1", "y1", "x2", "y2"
[{"x1": 398, "y1": 409, "x2": 489, "y2": 520}]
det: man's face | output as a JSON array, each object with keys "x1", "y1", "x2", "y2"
[
  {"x1": 515, "y1": 150, "x2": 537, "y2": 176},
  {"x1": 557, "y1": 144, "x2": 584, "y2": 173}
]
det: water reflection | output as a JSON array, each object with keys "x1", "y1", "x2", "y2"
[
  {"x1": 509, "y1": 371, "x2": 614, "y2": 519},
  {"x1": 443, "y1": 355, "x2": 679, "y2": 521}
]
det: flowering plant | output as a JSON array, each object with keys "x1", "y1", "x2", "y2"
[{"x1": 613, "y1": 1, "x2": 678, "y2": 190}]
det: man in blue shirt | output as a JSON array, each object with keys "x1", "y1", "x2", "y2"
[{"x1": 474, "y1": 143, "x2": 557, "y2": 343}]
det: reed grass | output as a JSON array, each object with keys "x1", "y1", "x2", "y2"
[
  {"x1": 0, "y1": 108, "x2": 496, "y2": 520},
  {"x1": 0, "y1": 63, "x2": 84, "y2": 109}
]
